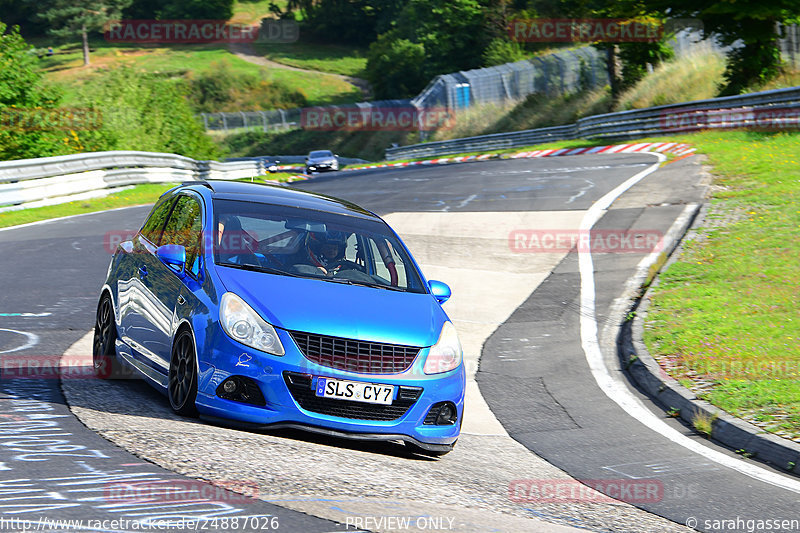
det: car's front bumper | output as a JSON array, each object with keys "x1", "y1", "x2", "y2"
[
  {"x1": 195, "y1": 329, "x2": 465, "y2": 446},
  {"x1": 306, "y1": 162, "x2": 338, "y2": 172}
]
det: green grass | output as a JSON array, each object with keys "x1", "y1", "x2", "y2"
[
  {"x1": 692, "y1": 411, "x2": 718, "y2": 438},
  {"x1": 429, "y1": 86, "x2": 612, "y2": 142},
  {"x1": 252, "y1": 41, "x2": 368, "y2": 78},
  {"x1": 232, "y1": 0, "x2": 286, "y2": 24},
  {"x1": 0, "y1": 184, "x2": 175, "y2": 229},
  {"x1": 643, "y1": 130, "x2": 800, "y2": 440},
  {"x1": 0, "y1": 174, "x2": 299, "y2": 229},
  {"x1": 39, "y1": 41, "x2": 361, "y2": 107},
  {"x1": 615, "y1": 49, "x2": 727, "y2": 111}
]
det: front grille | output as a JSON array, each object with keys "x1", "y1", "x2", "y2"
[
  {"x1": 289, "y1": 330, "x2": 420, "y2": 374},
  {"x1": 283, "y1": 372, "x2": 422, "y2": 421}
]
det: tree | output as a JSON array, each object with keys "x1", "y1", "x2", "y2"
[
  {"x1": 282, "y1": 0, "x2": 407, "y2": 46},
  {"x1": 75, "y1": 67, "x2": 220, "y2": 159},
  {"x1": 365, "y1": 0, "x2": 491, "y2": 98},
  {"x1": 126, "y1": 0, "x2": 235, "y2": 20},
  {"x1": 641, "y1": 0, "x2": 799, "y2": 94},
  {"x1": 0, "y1": 19, "x2": 70, "y2": 160},
  {"x1": 366, "y1": 35, "x2": 427, "y2": 99},
  {"x1": 39, "y1": 0, "x2": 132, "y2": 66}
]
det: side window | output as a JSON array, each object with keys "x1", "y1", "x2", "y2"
[
  {"x1": 344, "y1": 234, "x2": 359, "y2": 263},
  {"x1": 367, "y1": 237, "x2": 409, "y2": 288},
  {"x1": 140, "y1": 197, "x2": 175, "y2": 245},
  {"x1": 161, "y1": 195, "x2": 203, "y2": 278}
]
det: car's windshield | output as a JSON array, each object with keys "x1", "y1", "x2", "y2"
[
  {"x1": 309, "y1": 150, "x2": 333, "y2": 158},
  {"x1": 213, "y1": 199, "x2": 425, "y2": 293}
]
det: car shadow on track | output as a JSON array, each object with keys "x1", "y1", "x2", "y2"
[{"x1": 61, "y1": 376, "x2": 440, "y2": 461}]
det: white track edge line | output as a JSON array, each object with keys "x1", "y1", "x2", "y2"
[{"x1": 578, "y1": 152, "x2": 800, "y2": 494}]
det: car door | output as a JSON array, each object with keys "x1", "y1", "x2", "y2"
[
  {"x1": 141, "y1": 193, "x2": 205, "y2": 371},
  {"x1": 117, "y1": 194, "x2": 176, "y2": 364}
]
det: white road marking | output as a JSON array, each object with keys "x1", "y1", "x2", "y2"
[
  {"x1": 0, "y1": 205, "x2": 147, "y2": 233},
  {"x1": 456, "y1": 194, "x2": 477, "y2": 208},
  {"x1": 578, "y1": 152, "x2": 800, "y2": 494},
  {"x1": 0, "y1": 328, "x2": 39, "y2": 354},
  {"x1": 566, "y1": 179, "x2": 594, "y2": 204}
]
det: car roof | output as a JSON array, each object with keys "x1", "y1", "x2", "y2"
[{"x1": 181, "y1": 180, "x2": 376, "y2": 219}]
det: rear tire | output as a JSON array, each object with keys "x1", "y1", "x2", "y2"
[
  {"x1": 169, "y1": 329, "x2": 198, "y2": 416},
  {"x1": 92, "y1": 294, "x2": 125, "y2": 379}
]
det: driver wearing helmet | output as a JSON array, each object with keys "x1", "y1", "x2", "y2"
[{"x1": 306, "y1": 230, "x2": 348, "y2": 275}]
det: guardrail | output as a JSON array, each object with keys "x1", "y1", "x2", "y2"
[
  {"x1": 0, "y1": 151, "x2": 265, "y2": 212},
  {"x1": 385, "y1": 86, "x2": 800, "y2": 160}
]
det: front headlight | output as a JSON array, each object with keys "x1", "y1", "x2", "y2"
[
  {"x1": 220, "y1": 292, "x2": 285, "y2": 356},
  {"x1": 423, "y1": 321, "x2": 462, "y2": 374}
]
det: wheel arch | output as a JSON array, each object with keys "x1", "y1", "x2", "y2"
[
  {"x1": 99, "y1": 284, "x2": 117, "y2": 319},
  {"x1": 172, "y1": 318, "x2": 201, "y2": 378}
]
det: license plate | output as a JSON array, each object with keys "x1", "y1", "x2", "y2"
[{"x1": 315, "y1": 377, "x2": 394, "y2": 405}]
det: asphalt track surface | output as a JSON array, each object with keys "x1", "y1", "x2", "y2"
[{"x1": 0, "y1": 155, "x2": 797, "y2": 532}]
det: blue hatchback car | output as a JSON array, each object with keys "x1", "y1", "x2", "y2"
[{"x1": 94, "y1": 180, "x2": 464, "y2": 454}]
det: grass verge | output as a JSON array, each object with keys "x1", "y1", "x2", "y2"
[
  {"x1": 0, "y1": 174, "x2": 297, "y2": 229},
  {"x1": 0, "y1": 184, "x2": 175, "y2": 229},
  {"x1": 642, "y1": 130, "x2": 800, "y2": 441},
  {"x1": 252, "y1": 41, "x2": 368, "y2": 78}
]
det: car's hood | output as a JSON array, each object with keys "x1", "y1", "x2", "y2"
[
  {"x1": 309, "y1": 157, "x2": 336, "y2": 164},
  {"x1": 215, "y1": 266, "x2": 444, "y2": 347}
]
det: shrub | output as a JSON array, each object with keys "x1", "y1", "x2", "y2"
[{"x1": 74, "y1": 66, "x2": 221, "y2": 160}]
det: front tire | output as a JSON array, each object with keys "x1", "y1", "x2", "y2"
[
  {"x1": 93, "y1": 294, "x2": 124, "y2": 379},
  {"x1": 169, "y1": 329, "x2": 198, "y2": 416}
]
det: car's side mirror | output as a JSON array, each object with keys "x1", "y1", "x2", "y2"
[
  {"x1": 428, "y1": 280, "x2": 451, "y2": 304},
  {"x1": 157, "y1": 244, "x2": 186, "y2": 273}
]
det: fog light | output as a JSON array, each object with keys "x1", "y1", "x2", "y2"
[
  {"x1": 436, "y1": 404, "x2": 455, "y2": 425},
  {"x1": 424, "y1": 401, "x2": 458, "y2": 426},
  {"x1": 216, "y1": 376, "x2": 266, "y2": 406}
]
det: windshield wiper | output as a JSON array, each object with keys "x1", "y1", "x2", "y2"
[
  {"x1": 322, "y1": 277, "x2": 405, "y2": 291},
  {"x1": 219, "y1": 262, "x2": 302, "y2": 278}
]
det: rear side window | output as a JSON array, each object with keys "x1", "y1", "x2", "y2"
[
  {"x1": 140, "y1": 197, "x2": 175, "y2": 245},
  {"x1": 161, "y1": 195, "x2": 203, "y2": 278}
]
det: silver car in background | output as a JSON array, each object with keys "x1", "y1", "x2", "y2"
[{"x1": 305, "y1": 150, "x2": 339, "y2": 174}]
